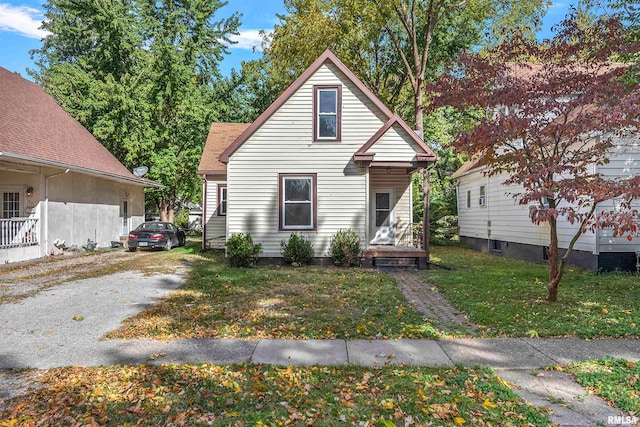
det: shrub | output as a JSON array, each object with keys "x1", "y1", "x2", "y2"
[
  {"x1": 174, "y1": 208, "x2": 190, "y2": 230},
  {"x1": 281, "y1": 233, "x2": 314, "y2": 265},
  {"x1": 225, "y1": 233, "x2": 262, "y2": 267},
  {"x1": 329, "y1": 229, "x2": 362, "y2": 267}
]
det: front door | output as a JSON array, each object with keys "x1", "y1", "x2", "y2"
[{"x1": 370, "y1": 189, "x2": 395, "y2": 245}]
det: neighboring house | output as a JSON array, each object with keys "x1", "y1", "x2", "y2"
[
  {"x1": 198, "y1": 50, "x2": 437, "y2": 267},
  {"x1": 453, "y1": 136, "x2": 640, "y2": 272},
  {"x1": 0, "y1": 67, "x2": 161, "y2": 263}
]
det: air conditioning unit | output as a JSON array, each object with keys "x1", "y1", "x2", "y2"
[{"x1": 479, "y1": 196, "x2": 486, "y2": 206}]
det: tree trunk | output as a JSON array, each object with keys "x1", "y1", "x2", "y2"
[
  {"x1": 546, "y1": 217, "x2": 562, "y2": 302},
  {"x1": 414, "y1": 82, "x2": 424, "y2": 132}
]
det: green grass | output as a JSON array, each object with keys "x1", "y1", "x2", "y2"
[
  {"x1": 564, "y1": 358, "x2": 640, "y2": 414},
  {"x1": 107, "y1": 251, "x2": 442, "y2": 340},
  {"x1": 427, "y1": 246, "x2": 640, "y2": 338},
  {"x1": 0, "y1": 364, "x2": 550, "y2": 426}
]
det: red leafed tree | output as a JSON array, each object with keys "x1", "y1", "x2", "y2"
[{"x1": 428, "y1": 14, "x2": 640, "y2": 302}]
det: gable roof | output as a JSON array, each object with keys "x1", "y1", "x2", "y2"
[
  {"x1": 198, "y1": 123, "x2": 251, "y2": 175},
  {"x1": 0, "y1": 67, "x2": 159, "y2": 186},
  {"x1": 219, "y1": 49, "x2": 409, "y2": 164},
  {"x1": 354, "y1": 115, "x2": 437, "y2": 162},
  {"x1": 452, "y1": 156, "x2": 485, "y2": 179}
]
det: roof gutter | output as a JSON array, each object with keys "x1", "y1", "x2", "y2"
[{"x1": 0, "y1": 151, "x2": 163, "y2": 188}]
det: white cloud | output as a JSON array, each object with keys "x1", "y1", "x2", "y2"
[
  {"x1": 0, "y1": 3, "x2": 50, "y2": 39},
  {"x1": 229, "y1": 29, "x2": 266, "y2": 51}
]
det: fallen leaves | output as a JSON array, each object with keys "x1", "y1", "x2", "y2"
[{"x1": 0, "y1": 364, "x2": 550, "y2": 426}]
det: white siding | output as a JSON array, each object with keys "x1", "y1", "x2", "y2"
[
  {"x1": 370, "y1": 169, "x2": 412, "y2": 243},
  {"x1": 457, "y1": 169, "x2": 595, "y2": 252},
  {"x1": 204, "y1": 178, "x2": 227, "y2": 241},
  {"x1": 595, "y1": 143, "x2": 640, "y2": 253},
  {"x1": 367, "y1": 123, "x2": 420, "y2": 161},
  {"x1": 227, "y1": 63, "x2": 390, "y2": 257}
]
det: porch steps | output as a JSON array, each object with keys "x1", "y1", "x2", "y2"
[{"x1": 373, "y1": 257, "x2": 418, "y2": 270}]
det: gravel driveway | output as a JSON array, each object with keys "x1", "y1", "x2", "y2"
[{"x1": 0, "y1": 269, "x2": 185, "y2": 369}]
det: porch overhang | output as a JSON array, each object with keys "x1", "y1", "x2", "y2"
[{"x1": 353, "y1": 154, "x2": 435, "y2": 173}]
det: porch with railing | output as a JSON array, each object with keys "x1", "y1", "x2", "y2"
[
  {"x1": 363, "y1": 223, "x2": 428, "y2": 269},
  {"x1": 0, "y1": 218, "x2": 39, "y2": 248}
]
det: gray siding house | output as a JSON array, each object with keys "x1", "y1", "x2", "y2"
[{"x1": 0, "y1": 67, "x2": 160, "y2": 263}]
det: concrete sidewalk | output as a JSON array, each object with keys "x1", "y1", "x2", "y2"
[{"x1": 3, "y1": 335, "x2": 636, "y2": 370}]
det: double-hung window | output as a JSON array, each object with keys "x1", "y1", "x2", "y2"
[
  {"x1": 218, "y1": 184, "x2": 227, "y2": 216},
  {"x1": 2, "y1": 191, "x2": 20, "y2": 218},
  {"x1": 314, "y1": 85, "x2": 341, "y2": 141},
  {"x1": 279, "y1": 174, "x2": 316, "y2": 230}
]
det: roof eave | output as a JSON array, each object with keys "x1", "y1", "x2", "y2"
[{"x1": 0, "y1": 151, "x2": 163, "y2": 187}]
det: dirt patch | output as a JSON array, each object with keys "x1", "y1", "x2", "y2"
[{"x1": 0, "y1": 250, "x2": 148, "y2": 303}]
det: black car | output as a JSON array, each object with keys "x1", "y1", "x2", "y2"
[{"x1": 127, "y1": 222, "x2": 186, "y2": 251}]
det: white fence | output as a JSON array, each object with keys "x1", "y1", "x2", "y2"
[{"x1": 0, "y1": 218, "x2": 39, "y2": 248}]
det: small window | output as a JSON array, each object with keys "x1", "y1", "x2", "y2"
[
  {"x1": 279, "y1": 174, "x2": 317, "y2": 230},
  {"x1": 218, "y1": 184, "x2": 227, "y2": 216},
  {"x1": 479, "y1": 185, "x2": 486, "y2": 207},
  {"x1": 466, "y1": 190, "x2": 471, "y2": 208},
  {"x1": 314, "y1": 85, "x2": 341, "y2": 141},
  {"x1": 2, "y1": 191, "x2": 20, "y2": 218},
  {"x1": 491, "y1": 240, "x2": 502, "y2": 252}
]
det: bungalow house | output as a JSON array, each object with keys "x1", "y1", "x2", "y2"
[
  {"x1": 0, "y1": 67, "x2": 161, "y2": 264},
  {"x1": 453, "y1": 135, "x2": 640, "y2": 272},
  {"x1": 198, "y1": 50, "x2": 437, "y2": 268}
]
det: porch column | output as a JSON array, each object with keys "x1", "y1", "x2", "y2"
[{"x1": 422, "y1": 168, "x2": 430, "y2": 261}]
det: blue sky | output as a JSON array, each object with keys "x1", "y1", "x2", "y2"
[{"x1": 0, "y1": 0, "x2": 570, "y2": 81}]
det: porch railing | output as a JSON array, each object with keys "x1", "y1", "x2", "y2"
[
  {"x1": 0, "y1": 218, "x2": 39, "y2": 248},
  {"x1": 397, "y1": 222, "x2": 424, "y2": 249}
]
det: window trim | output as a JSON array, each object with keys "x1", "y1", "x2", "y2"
[
  {"x1": 466, "y1": 190, "x2": 471, "y2": 209},
  {"x1": 278, "y1": 173, "x2": 317, "y2": 231},
  {"x1": 313, "y1": 85, "x2": 342, "y2": 142},
  {"x1": 217, "y1": 184, "x2": 227, "y2": 216},
  {"x1": 479, "y1": 185, "x2": 486, "y2": 207},
  {"x1": 1, "y1": 189, "x2": 22, "y2": 219}
]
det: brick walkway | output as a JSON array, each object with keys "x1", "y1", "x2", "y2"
[{"x1": 387, "y1": 271, "x2": 479, "y2": 336}]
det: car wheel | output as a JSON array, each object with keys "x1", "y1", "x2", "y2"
[
  {"x1": 164, "y1": 239, "x2": 172, "y2": 251},
  {"x1": 127, "y1": 247, "x2": 137, "y2": 252}
]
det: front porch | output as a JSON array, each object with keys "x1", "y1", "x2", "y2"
[{"x1": 362, "y1": 223, "x2": 428, "y2": 269}]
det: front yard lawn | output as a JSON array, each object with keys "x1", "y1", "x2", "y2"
[
  {"x1": 564, "y1": 358, "x2": 640, "y2": 415},
  {"x1": 1, "y1": 364, "x2": 550, "y2": 426},
  {"x1": 428, "y1": 246, "x2": 640, "y2": 338},
  {"x1": 107, "y1": 251, "x2": 440, "y2": 340}
]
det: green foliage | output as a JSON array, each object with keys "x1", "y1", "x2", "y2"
[
  {"x1": 568, "y1": 357, "x2": 640, "y2": 413},
  {"x1": 225, "y1": 233, "x2": 262, "y2": 268},
  {"x1": 428, "y1": 246, "x2": 640, "y2": 338},
  {"x1": 30, "y1": 0, "x2": 241, "y2": 221},
  {"x1": 280, "y1": 233, "x2": 314, "y2": 266},
  {"x1": 329, "y1": 229, "x2": 362, "y2": 267},
  {"x1": 174, "y1": 208, "x2": 189, "y2": 230}
]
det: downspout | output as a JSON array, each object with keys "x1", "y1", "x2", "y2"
[
  {"x1": 202, "y1": 176, "x2": 207, "y2": 251},
  {"x1": 44, "y1": 168, "x2": 69, "y2": 255},
  {"x1": 487, "y1": 174, "x2": 491, "y2": 252}
]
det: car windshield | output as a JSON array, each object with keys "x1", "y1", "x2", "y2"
[{"x1": 136, "y1": 223, "x2": 165, "y2": 231}]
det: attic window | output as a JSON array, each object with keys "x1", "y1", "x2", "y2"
[{"x1": 314, "y1": 85, "x2": 341, "y2": 141}]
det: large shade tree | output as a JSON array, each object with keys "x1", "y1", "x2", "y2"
[
  {"x1": 265, "y1": 0, "x2": 549, "y2": 132},
  {"x1": 429, "y1": 14, "x2": 640, "y2": 302},
  {"x1": 31, "y1": 0, "x2": 240, "y2": 221}
]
